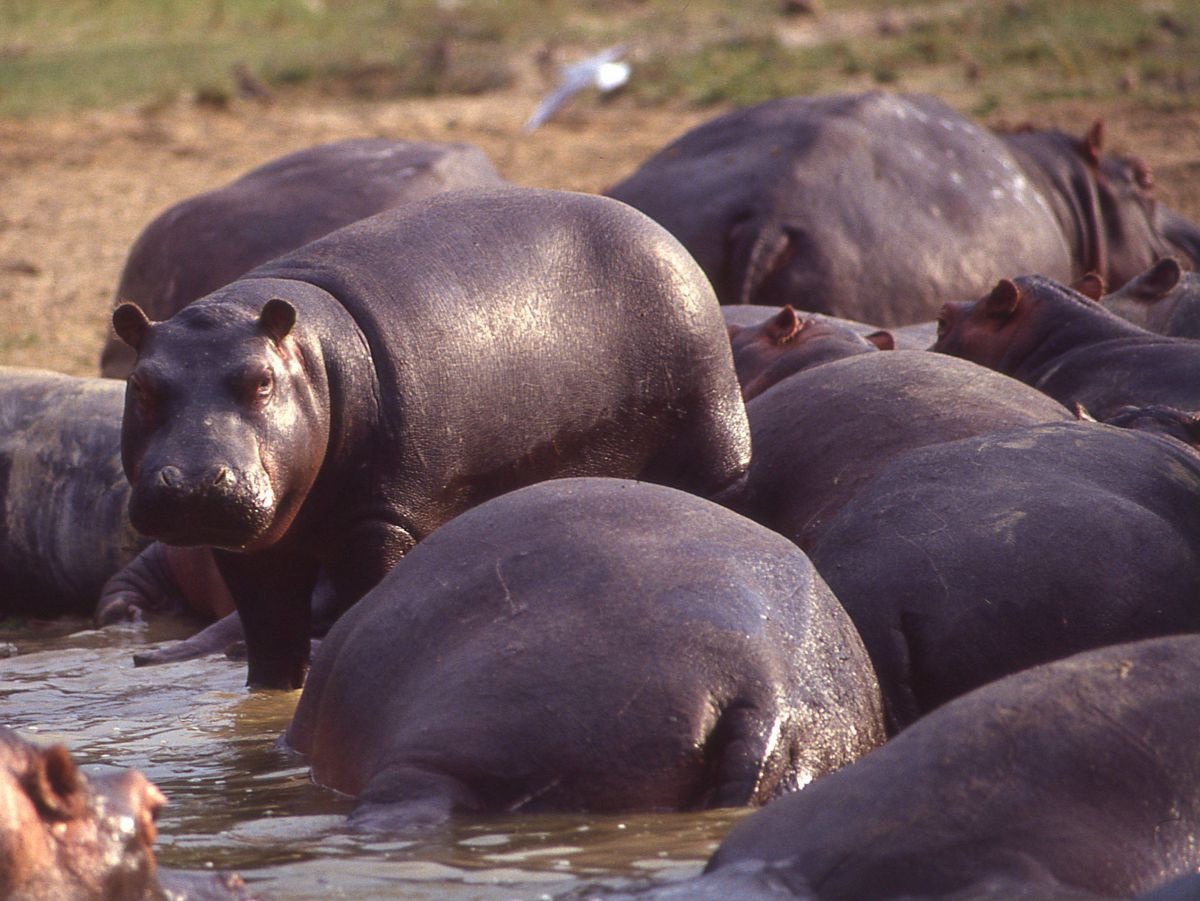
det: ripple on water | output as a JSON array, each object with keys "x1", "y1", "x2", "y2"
[{"x1": 1, "y1": 619, "x2": 749, "y2": 898}]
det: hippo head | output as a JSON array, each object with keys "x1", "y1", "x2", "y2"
[
  {"x1": 934, "y1": 277, "x2": 1044, "y2": 371},
  {"x1": 0, "y1": 728, "x2": 165, "y2": 899},
  {"x1": 729, "y1": 305, "x2": 893, "y2": 401},
  {"x1": 114, "y1": 293, "x2": 330, "y2": 552},
  {"x1": 1099, "y1": 404, "x2": 1200, "y2": 452}
]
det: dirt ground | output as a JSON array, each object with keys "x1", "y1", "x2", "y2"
[{"x1": 3, "y1": 86, "x2": 1200, "y2": 377}]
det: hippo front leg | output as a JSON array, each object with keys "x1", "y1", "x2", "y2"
[
  {"x1": 214, "y1": 548, "x2": 320, "y2": 690},
  {"x1": 319, "y1": 519, "x2": 417, "y2": 628}
]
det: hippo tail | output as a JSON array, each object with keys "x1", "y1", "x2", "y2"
[{"x1": 727, "y1": 216, "x2": 801, "y2": 306}]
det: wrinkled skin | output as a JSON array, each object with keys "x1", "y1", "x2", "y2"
[
  {"x1": 0, "y1": 366, "x2": 226, "y2": 623},
  {"x1": 0, "y1": 729, "x2": 250, "y2": 901},
  {"x1": 115, "y1": 188, "x2": 752, "y2": 690},
  {"x1": 725, "y1": 352, "x2": 1072, "y2": 550},
  {"x1": 726, "y1": 305, "x2": 892, "y2": 400},
  {"x1": 1101, "y1": 256, "x2": 1200, "y2": 338},
  {"x1": 671, "y1": 636, "x2": 1200, "y2": 901},
  {"x1": 935, "y1": 274, "x2": 1200, "y2": 418},
  {"x1": 807, "y1": 421, "x2": 1200, "y2": 731},
  {"x1": 286, "y1": 478, "x2": 884, "y2": 829},
  {"x1": 607, "y1": 92, "x2": 1200, "y2": 325},
  {"x1": 101, "y1": 139, "x2": 504, "y2": 378}
]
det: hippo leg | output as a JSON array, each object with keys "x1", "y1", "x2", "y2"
[
  {"x1": 132, "y1": 611, "x2": 246, "y2": 667},
  {"x1": 214, "y1": 548, "x2": 320, "y2": 690},
  {"x1": 96, "y1": 543, "x2": 187, "y2": 625},
  {"x1": 348, "y1": 765, "x2": 484, "y2": 832},
  {"x1": 322, "y1": 520, "x2": 418, "y2": 623}
]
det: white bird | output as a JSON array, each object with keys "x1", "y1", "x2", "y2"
[{"x1": 524, "y1": 44, "x2": 631, "y2": 133}]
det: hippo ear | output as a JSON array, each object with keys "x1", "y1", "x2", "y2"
[
  {"x1": 1126, "y1": 257, "x2": 1183, "y2": 301},
  {"x1": 1073, "y1": 402, "x2": 1098, "y2": 422},
  {"x1": 1081, "y1": 119, "x2": 1104, "y2": 167},
  {"x1": 1071, "y1": 272, "x2": 1106, "y2": 301},
  {"x1": 113, "y1": 302, "x2": 152, "y2": 351},
  {"x1": 984, "y1": 279, "x2": 1022, "y2": 319},
  {"x1": 258, "y1": 298, "x2": 297, "y2": 344},
  {"x1": 22, "y1": 744, "x2": 87, "y2": 822},
  {"x1": 767, "y1": 305, "x2": 802, "y2": 343},
  {"x1": 865, "y1": 330, "x2": 895, "y2": 351}
]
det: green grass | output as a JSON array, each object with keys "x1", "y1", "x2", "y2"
[{"x1": 0, "y1": 0, "x2": 1198, "y2": 117}]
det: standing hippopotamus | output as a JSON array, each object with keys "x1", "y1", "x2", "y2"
[
  {"x1": 112, "y1": 187, "x2": 752, "y2": 690},
  {"x1": 726, "y1": 352, "x2": 1073, "y2": 550},
  {"x1": 658, "y1": 635, "x2": 1200, "y2": 901},
  {"x1": 1100, "y1": 256, "x2": 1200, "y2": 338},
  {"x1": 0, "y1": 728, "x2": 248, "y2": 900},
  {"x1": 285, "y1": 478, "x2": 885, "y2": 827},
  {"x1": 0, "y1": 366, "x2": 229, "y2": 623},
  {"x1": 934, "y1": 274, "x2": 1200, "y2": 418},
  {"x1": 725, "y1": 305, "x2": 892, "y2": 400},
  {"x1": 606, "y1": 92, "x2": 1200, "y2": 324},
  {"x1": 101, "y1": 139, "x2": 504, "y2": 378},
  {"x1": 808, "y1": 420, "x2": 1200, "y2": 731}
]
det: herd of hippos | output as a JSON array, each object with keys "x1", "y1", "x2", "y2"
[{"x1": 9, "y1": 89, "x2": 1200, "y2": 900}]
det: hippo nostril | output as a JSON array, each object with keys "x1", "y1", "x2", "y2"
[
  {"x1": 208, "y1": 465, "x2": 236, "y2": 488},
  {"x1": 157, "y1": 466, "x2": 183, "y2": 488}
]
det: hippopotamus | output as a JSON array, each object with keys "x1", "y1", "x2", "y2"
[
  {"x1": 726, "y1": 352, "x2": 1073, "y2": 550},
  {"x1": 100, "y1": 139, "x2": 505, "y2": 378},
  {"x1": 285, "y1": 478, "x2": 885, "y2": 828},
  {"x1": 725, "y1": 305, "x2": 892, "y2": 400},
  {"x1": 807, "y1": 420, "x2": 1200, "y2": 731},
  {"x1": 606, "y1": 92, "x2": 1200, "y2": 324},
  {"x1": 1097, "y1": 404, "x2": 1200, "y2": 451},
  {"x1": 0, "y1": 727, "x2": 248, "y2": 899},
  {"x1": 0, "y1": 365, "x2": 229, "y2": 623},
  {"x1": 654, "y1": 635, "x2": 1200, "y2": 901},
  {"x1": 934, "y1": 274, "x2": 1200, "y2": 418},
  {"x1": 1100, "y1": 256, "x2": 1200, "y2": 338},
  {"x1": 112, "y1": 187, "x2": 752, "y2": 690}
]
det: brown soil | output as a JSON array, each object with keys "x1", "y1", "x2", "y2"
[{"x1": 3, "y1": 88, "x2": 1199, "y2": 377}]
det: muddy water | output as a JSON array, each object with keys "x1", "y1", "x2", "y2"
[{"x1": 1, "y1": 618, "x2": 749, "y2": 899}]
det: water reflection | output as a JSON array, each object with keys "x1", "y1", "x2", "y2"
[{"x1": 1, "y1": 619, "x2": 747, "y2": 898}]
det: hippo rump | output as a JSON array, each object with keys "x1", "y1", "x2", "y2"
[
  {"x1": 112, "y1": 187, "x2": 752, "y2": 690},
  {"x1": 807, "y1": 421, "x2": 1200, "y2": 731},
  {"x1": 100, "y1": 138, "x2": 505, "y2": 378},
  {"x1": 658, "y1": 635, "x2": 1200, "y2": 901},
  {"x1": 0, "y1": 366, "x2": 226, "y2": 623},
  {"x1": 285, "y1": 478, "x2": 885, "y2": 828},
  {"x1": 1101, "y1": 256, "x2": 1200, "y2": 339},
  {"x1": 0, "y1": 727, "x2": 247, "y2": 900},
  {"x1": 726, "y1": 352, "x2": 1073, "y2": 551},
  {"x1": 935, "y1": 274, "x2": 1200, "y2": 418},
  {"x1": 606, "y1": 92, "x2": 1200, "y2": 325}
]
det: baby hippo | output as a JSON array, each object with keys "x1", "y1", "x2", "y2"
[
  {"x1": 286, "y1": 478, "x2": 885, "y2": 830},
  {"x1": 0, "y1": 728, "x2": 249, "y2": 900}
]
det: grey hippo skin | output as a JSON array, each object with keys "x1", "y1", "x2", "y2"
[
  {"x1": 725, "y1": 305, "x2": 892, "y2": 401},
  {"x1": 807, "y1": 421, "x2": 1200, "y2": 731},
  {"x1": 643, "y1": 636, "x2": 1200, "y2": 901},
  {"x1": 285, "y1": 478, "x2": 885, "y2": 829},
  {"x1": 934, "y1": 274, "x2": 1200, "y2": 419},
  {"x1": 607, "y1": 92, "x2": 1200, "y2": 325},
  {"x1": 0, "y1": 366, "x2": 227, "y2": 623},
  {"x1": 725, "y1": 352, "x2": 1072, "y2": 551},
  {"x1": 100, "y1": 139, "x2": 504, "y2": 378},
  {"x1": 0, "y1": 727, "x2": 249, "y2": 900},
  {"x1": 112, "y1": 187, "x2": 752, "y2": 690},
  {"x1": 1101, "y1": 256, "x2": 1200, "y2": 339}
]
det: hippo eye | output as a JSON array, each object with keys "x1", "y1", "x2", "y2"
[{"x1": 245, "y1": 367, "x2": 274, "y2": 406}]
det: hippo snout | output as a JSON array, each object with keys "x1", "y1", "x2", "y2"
[{"x1": 130, "y1": 461, "x2": 276, "y2": 549}]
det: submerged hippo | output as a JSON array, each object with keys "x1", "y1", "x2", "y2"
[
  {"x1": 1100, "y1": 256, "x2": 1200, "y2": 338},
  {"x1": 934, "y1": 274, "x2": 1200, "y2": 418},
  {"x1": 113, "y1": 188, "x2": 752, "y2": 690},
  {"x1": 0, "y1": 727, "x2": 247, "y2": 899},
  {"x1": 286, "y1": 478, "x2": 885, "y2": 828},
  {"x1": 726, "y1": 352, "x2": 1073, "y2": 550},
  {"x1": 808, "y1": 421, "x2": 1200, "y2": 730},
  {"x1": 607, "y1": 92, "x2": 1200, "y2": 324},
  {"x1": 101, "y1": 139, "x2": 505, "y2": 378},
  {"x1": 668, "y1": 635, "x2": 1200, "y2": 901},
  {"x1": 0, "y1": 366, "x2": 228, "y2": 623}
]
